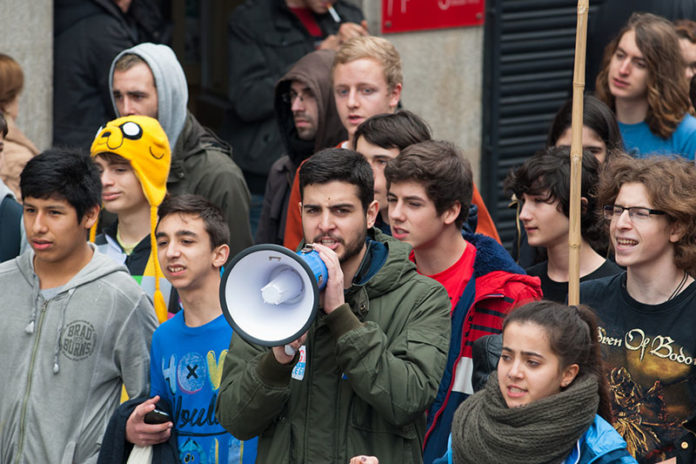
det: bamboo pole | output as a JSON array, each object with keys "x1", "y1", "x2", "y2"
[{"x1": 568, "y1": 0, "x2": 589, "y2": 305}]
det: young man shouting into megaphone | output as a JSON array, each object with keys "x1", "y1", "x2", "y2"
[{"x1": 216, "y1": 148, "x2": 451, "y2": 464}]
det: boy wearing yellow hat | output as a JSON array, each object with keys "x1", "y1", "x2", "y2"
[{"x1": 91, "y1": 115, "x2": 172, "y2": 322}]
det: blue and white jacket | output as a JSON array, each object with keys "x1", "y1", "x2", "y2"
[{"x1": 434, "y1": 415, "x2": 637, "y2": 464}]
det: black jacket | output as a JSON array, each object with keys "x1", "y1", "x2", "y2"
[
  {"x1": 0, "y1": 194, "x2": 22, "y2": 263},
  {"x1": 97, "y1": 397, "x2": 179, "y2": 464},
  {"x1": 53, "y1": 0, "x2": 167, "y2": 149},
  {"x1": 222, "y1": 0, "x2": 363, "y2": 189}
]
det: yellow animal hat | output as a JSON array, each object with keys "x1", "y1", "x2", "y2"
[{"x1": 90, "y1": 115, "x2": 171, "y2": 323}]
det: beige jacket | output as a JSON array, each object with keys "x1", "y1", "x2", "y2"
[{"x1": 1, "y1": 115, "x2": 38, "y2": 198}]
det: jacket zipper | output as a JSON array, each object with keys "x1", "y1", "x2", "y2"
[
  {"x1": 15, "y1": 300, "x2": 49, "y2": 463},
  {"x1": 302, "y1": 328, "x2": 315, "y2": 463}
]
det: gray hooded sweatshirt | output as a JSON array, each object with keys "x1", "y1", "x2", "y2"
[
  {"x1": 108, "y1": 42, "x2": 188, "y2": 147},
  {"x1": 0, "y1": 245, "x2": 158, "y2": 464},
  {"x1": 108, "y1": 42, "x2": 254, "y2": 256}
]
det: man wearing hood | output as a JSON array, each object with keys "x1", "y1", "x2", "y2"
[
  {"x1": 0, "y1": 149, "x2": 157, "y2": 463},
  {"x1": 255, "y1": 49, "x2": 347, "y2": 245},
  {"x1": 53, "y1": 0, "x2": 168, "y2": 149},
  {"x1": 109, "y1": 43, "x2": 253, "y2": 257},
  {"x1": 224, "y1": 0, "x2": 366, "y2": 234}
]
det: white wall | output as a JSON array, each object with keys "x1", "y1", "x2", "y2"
[
  {"x1": 0, "y1": 0, "x2": 53, "y2": 151},
  {"x1": 362, "y1": 0, "x2": 484, "y2": 182}
]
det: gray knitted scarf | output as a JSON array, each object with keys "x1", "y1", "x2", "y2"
[{"x1": 451, "y1": 371, "x2": 598, "y2": 464}]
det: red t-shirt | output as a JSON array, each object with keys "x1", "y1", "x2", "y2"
[
  {"x1": 288, "y1": 7, "x2": 323, "y2": 38},
  {"x1": 410, "y1": 243, "x2": 476, "y2": 312}
]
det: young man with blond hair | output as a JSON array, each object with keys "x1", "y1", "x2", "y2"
[{"x1": 283, "y1": 37, "x2": 501, "y2": 250}]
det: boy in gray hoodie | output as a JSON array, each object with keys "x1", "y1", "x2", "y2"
[{"x1": 0, "y1": 149, "x2": 158, "y2": 463}]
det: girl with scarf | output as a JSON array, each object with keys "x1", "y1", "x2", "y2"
[{"x1": 437, "y1": 301, "x2": 637, "y2": 464}]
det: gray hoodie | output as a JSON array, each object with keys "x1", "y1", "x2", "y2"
[
  {"x1": 0, "y1": 245, "x2": 158, "y2": 464},
  {"x1": 109, "y1": 42, "x2": 188, "y2": 147}
]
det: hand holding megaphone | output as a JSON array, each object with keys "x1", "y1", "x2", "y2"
[
  {"x1": 273, "y1": 332, "x2": 308, "y2": 364},
  {"x1": 309, "y1": 242, "x2": 345, "y2": 314}
]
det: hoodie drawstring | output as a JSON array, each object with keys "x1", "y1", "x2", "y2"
[
  {"x1": 52, "y1": 288, "x2": 76, "y2": 374},
  {"x1": 24, "y1": 277, "x2": 42, "y2": 334}
]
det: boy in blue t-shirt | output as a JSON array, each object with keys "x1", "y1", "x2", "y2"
[{"x1": 125, "y1": 194, "x2": 257, "y2": 463}]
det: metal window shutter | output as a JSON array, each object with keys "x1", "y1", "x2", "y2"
[{"x1": 481, "y1": 0, "x2": 602, "y2": 252}]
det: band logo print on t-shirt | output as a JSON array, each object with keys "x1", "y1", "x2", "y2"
[{"x1": 597, "y1": 325, "x2": 694, "y2": 461}]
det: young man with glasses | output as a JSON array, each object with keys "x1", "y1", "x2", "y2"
[{"x1": 580, "y1": 155, "x2": 696, "y2": 463}]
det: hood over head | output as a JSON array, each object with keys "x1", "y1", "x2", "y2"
[
  {"x1": 89, "y1": 115, "x2": 171, "y2": 322},
  {"x1": 109, "y1": 43, "x2": 188, "y2": 148},
  {"x1": 274, "y1": 50, "x2": 347, "y2": 166}
]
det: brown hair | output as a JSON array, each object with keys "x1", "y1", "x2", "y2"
[
  {"x1": 157, "y1": 194, "x2": 230, "y2": 249},
  {"x1": 113, "y1": 53, "x2": 148, "y2": 73},
  {"x1": 333, "y1": 36, "x2": 403, "y2": 91},
  {"x1": 546, "y1": 95, "x2": 624, "y2": 160},
  {"x1": 352, "y1": 110, "x2": 431, "y2": 151},
  {"x1": 95, "y1": 152, "x2": 130, "y2": 165},
  {"x1": 0, "y1": 54, "x2": 24, "y2": 113},
  {"x1": 0, "y1": 111, "x2": 7, "y2": 138},
  {"x1": 598, "y1": 154, "x2": 696, "y2": 275},
  {"x1": 675, "y1": 19, "x2": 696, "y2": 44},
  {"x1": 596, "y1": 13, "x2": 690, "y2": 139},
  {"x1": 385, "y1": 140, "x2": 472, "y2": 228}
]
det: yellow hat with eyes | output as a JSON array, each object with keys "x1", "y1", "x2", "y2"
[
  {"x1": 90, "y1": 115, "x2": 171, "y2": 207},
  {"x1": 89, "y1": 115, "x2": 172, "y2": 323}
]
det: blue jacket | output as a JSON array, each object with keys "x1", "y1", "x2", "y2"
[
  {"x1": 434, "y1": 415, "x2": 637, "y2": 464},
  {"x1": 423, "y1": 233, "x2": 543, "y2": 463}
]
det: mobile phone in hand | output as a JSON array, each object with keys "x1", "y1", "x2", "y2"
[{"x1": 144, "y1": 408, "x2": 171, "y2": 424}]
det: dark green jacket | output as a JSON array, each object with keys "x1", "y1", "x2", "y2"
[
  {"x1": 168, "y1": 112, "x2": 253, "y2": 257},
  {"x1": 216, "y1": 231, "x2": 451, "y2": 463}
]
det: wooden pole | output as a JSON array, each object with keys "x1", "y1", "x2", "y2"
[{"x1": 568, "y1": 0, "x2": 589, "y2": 305}]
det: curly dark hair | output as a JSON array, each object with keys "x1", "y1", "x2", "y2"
[{"x1": 504, "y1": 146, "x2": 607, "y2": 255}]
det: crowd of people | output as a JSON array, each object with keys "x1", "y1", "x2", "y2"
[{"x1": 1, "y1": 2, "x2": 696, "y2": 464}]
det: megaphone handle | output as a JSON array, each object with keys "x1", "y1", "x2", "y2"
[{"x1": 284, "y1": 344, "x2": 297, "y2": 357}]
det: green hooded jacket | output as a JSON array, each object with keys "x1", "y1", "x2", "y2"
[{"x1": 216, "y1": 230, "x2": 451, "y2": 463}]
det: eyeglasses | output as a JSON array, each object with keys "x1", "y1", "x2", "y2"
[
  {"x1": 603, "y1": 204, "x2": 666, "y2": 222},
  {"x1": 282, "y1": 89, "x2": 315, "y2": 104}
]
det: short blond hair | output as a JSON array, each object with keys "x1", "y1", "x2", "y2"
[
  {"x1": 333, "y1": 36, "x2": 403, "y2": 90},
  {"x1": 113, "y1": 53, "x2": 148, "y2": 73}
]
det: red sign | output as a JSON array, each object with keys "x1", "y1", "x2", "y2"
[{"x1": 381, "y1": 0, "x2": 485, "y2": 34}]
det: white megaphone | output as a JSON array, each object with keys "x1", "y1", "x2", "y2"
[{"x1": 220, "y1": 244, "x2": 327, "y2": 350}]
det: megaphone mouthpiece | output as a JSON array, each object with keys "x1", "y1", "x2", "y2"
[{"x1": 261, "y1": 267, "x2": 304, "y2": 305}]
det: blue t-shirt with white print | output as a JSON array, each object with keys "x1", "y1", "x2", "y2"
[{"x1": 150, "y1": 311, "x2": 257, "y2": 464}]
